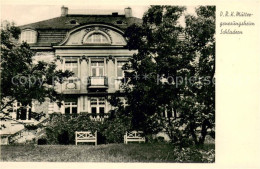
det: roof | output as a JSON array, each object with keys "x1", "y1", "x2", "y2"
[
  {"x1": 19, "y1": 15, "x2": 142, "y2": 47},
  {"x1": 20, "y1": 15, "x2": 142, "y2": 31}
]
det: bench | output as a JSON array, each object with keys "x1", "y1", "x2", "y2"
[
  {"x1": 75, "y1": 131, "x2": 97, "y2": 146},
  {"x1": 124, "y1": 131, "x2": 145, "y2": 144}
]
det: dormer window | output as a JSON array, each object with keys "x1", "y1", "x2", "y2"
[
  {"x1": 69, "y1": 20, "x2": 77, "y2": 24},
  {"x1": 20, "y1": 29, "x2": 37, "y2": 44},
  {"x1": 83, "y1": 32, "x2": 111, "y2": 44}
]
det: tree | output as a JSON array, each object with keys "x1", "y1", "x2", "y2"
[
  {"x1": 110, "y1": 6, "x2": 215, "y2": 145},
  {"x1": 0, "y1": 21, "x2": 73, "y2": 122},
  {"x1": 179, "y1": 6, "x2": 215, "y2": 144}
]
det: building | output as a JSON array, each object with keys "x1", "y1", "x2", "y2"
[
  {"x1": 0, "y1": 6, "x2": 144, "y2": 144},
  {"x1": 17, "y1": 6, "x2": 141, "y2": 119}
]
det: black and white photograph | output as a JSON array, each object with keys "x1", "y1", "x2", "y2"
[{"x1": 0, "y1": 0, "x2": 259, "y2": 168}]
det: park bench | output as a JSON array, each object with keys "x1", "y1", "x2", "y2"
[
  {"x1": 75, "y1": 131, "x2": 97, "y2": 146},
  {"x1": 124, "y1": 131, "x2": 145, "y2": 144}
]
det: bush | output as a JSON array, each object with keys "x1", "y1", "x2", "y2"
[
  {"x1": 58, "y1": 130, "x2": 70, "y2": 145},
  {"x1": 97, "y1": 132, "x2": 106, "y2": 144},
  {"x1": 101, "y1": 116, "x2": 131, "y2": 143},
  {"x1": 38, "y1": 138, "x2": 47, "y2": 145},
  {"x1": 46, "y1": 114, "x2": 100, "y2": 144},
  {"x1": 45, "y1": 114, "x2": 131, "y2": 144},
  {"x1": 157, "y1": 136, "x2": 165, "y2": 142},
  {"x1": 24, "y1": 124, "x2": 38, "y2": 130},
  {"x1": 179, "y1": 138, "x2": 194, "y2": 147},
  {"x1": 172, "y1": 145, "x2": 215, "y2": 163},
  {"x1": 201, "y1": 149, "x2": 215, "y2": 163},
  {"x1": 174, "y1": 147, "x2": 203, "y2": 162}
]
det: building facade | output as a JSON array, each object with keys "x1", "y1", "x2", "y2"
[{"x1": 14, "y1": 6, "x2": 141, "y2": 121}]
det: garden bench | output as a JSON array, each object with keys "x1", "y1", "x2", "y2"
[
  {"x1": 75, "y1": 131, "x2": 97, "y2": 146},
  {"x1": 124, "y1": 131, "x2": 145, "y2": 144}
]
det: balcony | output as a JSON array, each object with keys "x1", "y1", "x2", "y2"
[
  {"x1": 49, "y1": 113, "x2": 109, "y2": 122},
  {"x1": 87, "y1": 76, "x2": 108, "y2": 89}
]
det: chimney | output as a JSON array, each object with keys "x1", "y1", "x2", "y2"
[
  {"x1": 61, "y1": 6, "x2": 68, "y2": 16},
  {"x1": 124, "y1": 7, "x2": 132, "y2": 18}
]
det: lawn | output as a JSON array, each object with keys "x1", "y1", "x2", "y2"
[{"x1": 0, "y1": 143, "x2": 215, "y2": 162}]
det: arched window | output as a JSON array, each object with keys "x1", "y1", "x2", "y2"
[
  {"x1": 20, "y1": 30, "x2": 37, "y2": 44},
  {"x1": 83, "y1": 33, "x2": 110, "y2": 44}
]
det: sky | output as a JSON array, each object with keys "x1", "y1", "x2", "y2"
[{"x1": 1, "y1": 4, "x2": 196, "y2": 26}]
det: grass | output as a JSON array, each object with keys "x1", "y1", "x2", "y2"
[{"x1": 0, "y1": 143, "x2": 215, "y2": 162}]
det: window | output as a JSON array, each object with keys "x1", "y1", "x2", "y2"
[
  {"x1": 17, "y1": 108, "x2": 27, "y2": 120},
  {"x1": 84, "y1": 33, "x2": 109, "y2": 44},
  {"x1": 70, "y1": 20, "x2": 77, "y2": 24},
  {"x1": 117, "y1": 61, "x2": 127, "y2": 77},
  {"x1": 14, "y1": 103, "x2": 32, "y2": 120},
  {"x1": 162, "y1": 108, "x2": 176, "y2": 118},
  {"x1": 65, "y1": 59, "x2": 78, "y2": 76},
  {"x1": 91, "y1": 61, "x2": 104, "y2": 76},
  {"x1": 64, "y1": 101, "x2": 77, "y2": 115},
  {"x1": 20, "y1": 30, "x2": 37, "y2": 43},
  {"x1": 90, "y1": 98, "x2": 105, "y2": 117}
]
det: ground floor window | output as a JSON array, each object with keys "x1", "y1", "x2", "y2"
[
  {"x1": 90, "y1": 97, "x2": 105, "y2": 117},
  {"x1": 15, "y1": 103, "x2": 32, "y2": 120},
  {"x1": 162, "y1": 108, "x2": 179, "y2": 118},
  {"x1": 65, "y1": 100, "x2": 77, "y2": 115}
]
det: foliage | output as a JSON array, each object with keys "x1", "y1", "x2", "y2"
[
  {"x1": 101, "y1": 115, "x2": 131, "y2": 143},
  {"x1": 24, "y1": 124, "x2": 38, "y2": 130},
  {"x1": 110, "y1": 5, "x2": 215, "y2": 145},
  {"x1": 0, "y1": 21, "x2": 73, "y2": 121},
  {"x1": 46, "y1": 114, "x2": 100, "y2": 144},
  {"x1": 180, "y1": 6, "x2": 215, "y2": 144},
  {"x1": 173, "y1": 146, "x2": 215, "y2": 163},
  {"x1": 46, "y1": 113, "x2": 131, "y2": 144},
  {"x1": 37, "y1": 138, "x2": 47, "y2": 145}
]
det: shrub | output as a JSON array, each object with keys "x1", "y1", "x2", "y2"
[
  {"x1": 38, "y1": 138, "x2": 47, "y2": 145},
  {"x1": 57, "y1": 130, "x2": 70, "y2": 145},
  {"x1": 157, "y1": 136, "x2": 165, "y2": 142},
  {"x1": 172, "y1": 145, "x2": 215, "y2": 163},
  {"x1": 46, "y1": 114, "x2": 100, "y2": 144},
  {"x1": 101, "y1": 116, "x2": 131, "y2": 143},
  {"x1": 24, "y1": 124, "x2": 38, "y2": 130},
  {"x1": 45, "y1": 113, "x2": 131, "y2": 144},
  {"x1": 174, "y1": 147, "x2": 203, "y2": 162},
  {"x1": 178, "y1": 138, "x2": 194, "y2": 147},
  {"x1": 201, "y1": 149, "x2": 215, "y2": 163}
]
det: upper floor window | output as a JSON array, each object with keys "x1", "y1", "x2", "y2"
[
  {"x1": 91, "y1": 61, "x2": 104, "y2": 76},
  {"x1": 83, "y1": 33, "x2": 110, "y2": 44},
  {"x1": 20, "y1": 30, "x2": 37, "y2": 44},
  {"x1": 65, "y1": 58, "x2": 78, "y2": 77}
]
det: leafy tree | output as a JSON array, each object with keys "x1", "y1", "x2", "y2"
[
  {"x1": 110, "y1": 6, "x2": 215, "y2": 145},
  {"x1": 0, "y1": 21, "x2": 73, "y2": 122},
  {"x1": 179, "y1": 6, "x2": 215, "y2": 144}
]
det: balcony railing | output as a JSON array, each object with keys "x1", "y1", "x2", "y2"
[
  {"x1": 87, "y1": 76, "x2": 108, "y2": 88},
  {"x1": 49, "y1": 113, "x2": 109, "y2": 122}
]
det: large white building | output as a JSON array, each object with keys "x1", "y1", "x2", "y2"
[
  {"x1": 18, "y1": 6, "x2": 141, "y2": 119},
  {"x1": 0, "y1": 6, "x2": 146, "y2": 144}
]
